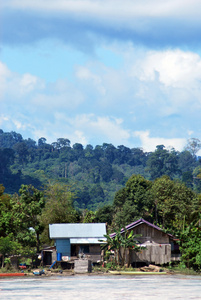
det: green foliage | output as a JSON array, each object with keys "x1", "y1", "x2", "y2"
[
  {"x1": 42, "y1": 182, "x2": 79, "y2": 224},
  {"x1": 0, "y1": 185, "x2": 13, "y2": 237},
  {"x1": 0, "y1": 129, "x2": 201, "y2": 270},
  {"x1": 151, "y1": 176, "x2": 199, "y2": 234},
  {"x1": 113, "y1": 175, "x2": 153, "y2": 227},
  {"x1": 111, "y1": 173, "x2": 201, "y2": 237},
  {"x1": 101, "y1": 228, "x2": 142, "y2": 266},
  {"x1": 82, "y1": 210, "x2": 96, "y2": 223},
  {"x1": 185, "y1": 138, "x2": 201, "y2": 158},
  {"x1": 11, "y1": 184, "x2": 45, "y2": 252},
  {"x1": 0, "y1": 236, "x2": 16, "y2": 257},
  {"x1": 179, "y1": 222, "x2": 201, "y2": 271},
  {"x1": 40, "y1": 182, "x2": 80, "y2": 244},
  {"x1": 1, "y1": 129, "x2": 201, "y2": 211},
  {"x1": 146, "y1": 146, "x2": 180, "y2": 180},
  {"x1": 96, "y1": 205, "x2": 113, "y2": 225},
  {"x1": 193, "y1": 167, "x2": 201, "y2": 192},
  {"x1": 105, "y1": 261, "x2": 117, "y2": 270},
  {"x1": 0, "y1": 235, "x2": 20, "y2": 268}
]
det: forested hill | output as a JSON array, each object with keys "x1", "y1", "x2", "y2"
[{"x1": 0, "y1": 129, "x2": 201, "y2": 210}]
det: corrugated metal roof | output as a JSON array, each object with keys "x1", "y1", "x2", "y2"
[
  {"x1": 70, "y1": 238, "x2": 106, "y2": 244},
  {"x1": 49, "y1": 223, "x2": 106, "y2": 239}
]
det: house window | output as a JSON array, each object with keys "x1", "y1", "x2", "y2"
[{"x1": 79, "y1": 245, "x2": 89, "y2": 254}]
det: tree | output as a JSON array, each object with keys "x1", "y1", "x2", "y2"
[
  {"x1": 116, "y1": 145, "x2": 132, "y2": 164},
  {"x1": 119, "y1": 230, "x2": 142, "y2": 267},
  {"x1": 41, "y1": 182, "x2": 80, "y2": 243},
  {"x1": 101, "y1": 229, "x2": 122, "y2": 265},
  {"x1": 38, "y1": 137, "x2": 47, "y2": 148},
  {"x1": 0, "y1": 185, "x2": 13, "y2": 237},
  {"x1": 0, "y1": 148, "x2": 15, "y2": 175},
  {"x1": 146, "y1": 145, "x2": 179, "y2": 180},
  {"x1": 101, "y1": 228, "x2": 142, "y2": 266},
  {"x1": 74, "y1": 185, "x2": 91, "y2": 209},
  {"x1": 0, "y1": 130, "x2": 22, "y2": 148},
  {"x1": 11, "y1": 184, "x2": 45, "y2": 252},
  {"x1": 0, "y1": 235, "x2": 19, "y2": 268},
  {"x1": 72, "y1": 143, "x2": 84, "y2": 159},
  {"x1": 96, "y1": 205, "x2": 113, "y2": 225},
  {"x1": 185, "y1": 138, "x2": 201, "y2": 158},
  {"x1": 102, "y1": 143, "x2": 116, "y2": 163},
  {"x1": 13, "y1": 142, "x2": 29, "y2": 164},
  {"x1": 57, "y1": 138, "x2": 71, "y2": 149},
  {"x1": 151, "y1": 176, "x2": 198, "y2": 234},
  {"x1": 179, "y1": 221, "x2": 201, "y2": 271},
  {"x1": 100, "y1": 161, "x2": 113, "y2": 182},
  {"x1": 193, "y1": 167, "x2": 201, "y2": 192},
  {"x1": 113, "y1": 175, "x2": 153, "y2": 227},
  {"x1": 129, "y1": 147, "x2": 147, "y2": 166},
  {"x1": 82, "y1": 210, "x2": 96, "y2": 223},
  {"x1": 178, "y1": 150, "x2": 196, "y2": 173},
  {"x1": 84, "y1": 144, "x2": 94, "y2": 158},
  {"x1": 89, "y1": 184, "x2": 105, "y2": 204}
]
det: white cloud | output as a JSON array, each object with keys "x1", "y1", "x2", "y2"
[
  {"x1": 134, "y1": 130, "x2": 186, "y2": 152},
  {"x1": 75, "y1": 66, "x2": 106, "y2": 95},
  {"x1": 4, "y1": 0, "x2": 201, "y2": 21},
  {"x1": 1, "y1": 45, "x2": 201, "y2": 150},
  {"x1": 132, "y1": 49, "x2": 201, "y2": 89},
  {"x1": 0, "y1": 115, "x2": 9, "y2": 125},
  {"x1": 20, "y1": 73, "x2": 42, "y2": 93},
  {"x1": 0, "y1": 62, "x2": 11, "y2": 78},
  {"x1": 13, "y1": 120, "x2": 26, "y2": 130},
  {"x1": 51, "y1": 114, "x2": 131, "y2": 146},
  {"x1": 0, "y1": 61, "x2": 45, "y2": 101},
  {"x1": 0, "y1": 62, "x2": 11, "y2": 99},
  {"x1": 90, "y1": 116, "x2": 130, "y2": 143}
]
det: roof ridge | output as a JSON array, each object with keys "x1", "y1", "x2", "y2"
[{"x1": 110, "y1": 218, "x2": 173, "y2": 238}]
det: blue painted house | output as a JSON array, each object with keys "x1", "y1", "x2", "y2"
[{"x1": 49, "y1": 223, "x2": 106, "y2": 263}]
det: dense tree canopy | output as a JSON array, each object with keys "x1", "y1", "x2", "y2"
[
  {"x1": 113, "y1": 175, "x2": 153, "y2": 228},
  {"x1": 151, "y1": 176, "x2": 198, "y2": 234},
  {"x1": 1, "y1": 129, "x2": 201, "y2": 210}
]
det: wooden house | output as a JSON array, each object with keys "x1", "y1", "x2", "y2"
[
  {"x1": 49, "y1": 223, "x2": 106, "y2": 263},
  {"x1": 110, "y1": 218, "x2": 180, "y2": 266}
]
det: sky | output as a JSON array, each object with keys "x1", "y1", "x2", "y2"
[{"x1": 1, "y1": 0, "x2": 201, "y2": 152}]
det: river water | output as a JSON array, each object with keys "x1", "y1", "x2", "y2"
[{"x1": 0, "y1": 274, "x2": 201, "y2": 300}]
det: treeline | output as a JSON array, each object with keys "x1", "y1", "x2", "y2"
[
  {"x1": 1, "y1": 173, "x2": 201, "y2": 270},
  {"x1": 1, "y1": 129, "x2": 201, "y2": 209}
]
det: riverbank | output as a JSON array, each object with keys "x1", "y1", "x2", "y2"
[
  {"x1": 0, "y1": 264, "x2": 200, "y2": 278},
  {"x1": 0, "y1": 267, "x2": 170, "y2": 278}
]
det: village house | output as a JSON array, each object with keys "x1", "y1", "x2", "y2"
[
  {"x1": 110, "y1": 218, "x2": 180, "y2": 266},
  {"x1": 49, "y1": 223, "x2": 106, "y2": 265}
]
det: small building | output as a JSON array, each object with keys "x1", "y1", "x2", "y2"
[
  {"x1": 49, "y1": 223, "x2": 106, "y2": 263},
  {"x1": 110, "y1": 218, "x2": 180, "y2": 266},
  {"x1": 41, "y1": 246, "x2": 57, "y2": 266}
]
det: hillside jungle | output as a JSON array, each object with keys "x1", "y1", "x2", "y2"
[{"x1": 1, "y1": 129, "x2": 201, "y2": 271}]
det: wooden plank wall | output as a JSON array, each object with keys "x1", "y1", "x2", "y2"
[
  {"x1": 131, "y1": 244, "x2": 171, "y2": 265},
  {"x1": 132, "y1": 224, "x2": 170, "y2": 244},
  {"x1": 72, "y1": 244, "x2": 102, "y2": 263}
]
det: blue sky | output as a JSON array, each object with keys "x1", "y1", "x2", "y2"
[{"x1": 1, "y1": 0, "x2": 201, "y2": 152}]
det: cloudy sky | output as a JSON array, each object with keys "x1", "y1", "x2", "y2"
[{"x1": 1, "y1": 0, "x2": 201, "y2": 152}]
